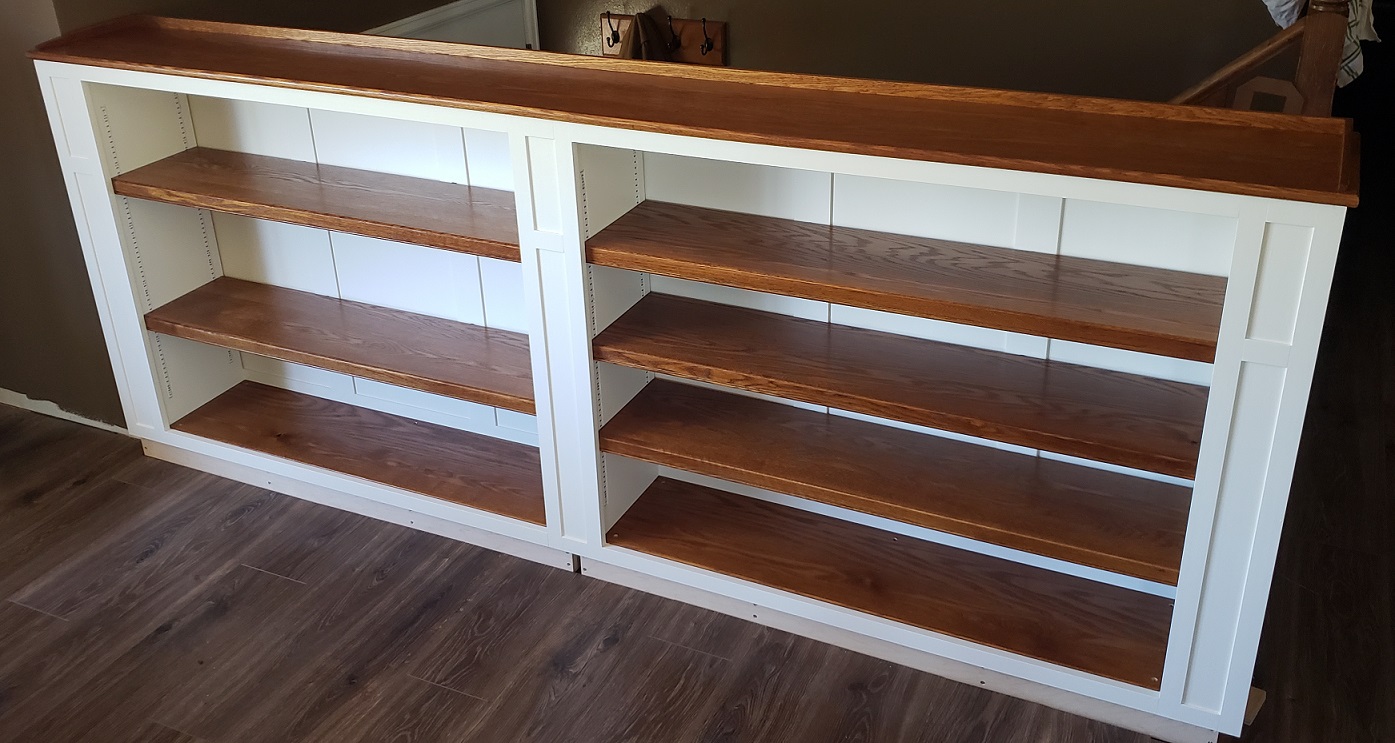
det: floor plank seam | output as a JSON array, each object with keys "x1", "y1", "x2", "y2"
[
  {"x1": 406, "y1": 673, "x2": 489, "y2": 701},
  {"x1": 5, "y1": 597, "x2": 70, "y2": 622},
  {"x1": 237, "y1": 562, "x2": 307, "y2": 585},
  {"x1": 649, "y1": 634, "x2": 733, "y2": 663}
]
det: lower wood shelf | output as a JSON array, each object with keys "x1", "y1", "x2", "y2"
[
  {"x1": 173, "y1": 381, "x2": 545, "y2": 525},
  {"x1": 601, "y1": 380, "x2": 1190, "y2": 584},
  {"x1": 593, "y1": 293, "x2": 1207, "y2": 478},
  {"x1": 146, "y1": 277, "x2": 534, "y2": 414},
  {"x1": 607, "y1": 477, "x2": 1173, "y2": 689}
]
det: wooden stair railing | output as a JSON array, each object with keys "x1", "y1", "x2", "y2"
[{"x1": 1172, "y1": 0, "x2": 1350, "y2": 116}]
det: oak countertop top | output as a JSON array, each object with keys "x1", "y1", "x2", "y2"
[{"x1": 33, "y1": 15, "x2": 1359, "y2": 206}]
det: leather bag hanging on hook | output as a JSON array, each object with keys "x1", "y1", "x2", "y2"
[{"x1": 617, "y1": 10, "x2": 673, "y2": 61}]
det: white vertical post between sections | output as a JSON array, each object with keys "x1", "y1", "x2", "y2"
[{"x1": 511, "y1": 130, "x2": 605, "y2": 553}]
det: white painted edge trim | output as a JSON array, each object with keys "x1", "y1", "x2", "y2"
[
  {"x1": 581, "y1": 559, "x2": 1219, "y2": 743},
  {"x1": 0, "y1": 387, "x2": 128, "y2": 435}
]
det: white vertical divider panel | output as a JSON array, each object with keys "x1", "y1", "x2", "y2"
[
  {"x1": 79, "y1": 83, "x2": 241, "y2": 425},
  {"x1": 511, "y1": 131, "x2": 604, "y2": 549},
  {"x1": 1160, "y1": 199, "x2": 1346, "y2": 734}
]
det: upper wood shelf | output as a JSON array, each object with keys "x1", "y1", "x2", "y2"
[
  {"x1": 175, "y1": 381, "x2": 545, "y2": 524},
  {"x1": 113, "y1": 147, "x2": 520, "y2": 261},
  {"x1": 607, "y1": 477, "x2": 1172, "y2": 688},
  {"x1": 35, "y1": 16, "x2": 1357, "y2": 206},
  {"x1": 588, "y1": 200, "x2": 1226, "y2": 362},
  {"x1": 601, "y1": 380, "x2": 1191, "y2": 584},
  {"x1": 146, "y1": 277, "x2": 534, "y2": 414},
  {"x1": 593, "y1": 294, "x2": 1208, "y2": 478}
]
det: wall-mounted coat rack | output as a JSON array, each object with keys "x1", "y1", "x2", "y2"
[{"x1": 599, "y1": 12, "x2": 727, "y2": 65}]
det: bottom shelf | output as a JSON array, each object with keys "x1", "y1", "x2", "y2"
[
  {"x1": 607, "y1": 477, "x2": 1172, "y2": 689},
  {"x1": 173, "y1": 381, "x2": 545, "y2": 525}
]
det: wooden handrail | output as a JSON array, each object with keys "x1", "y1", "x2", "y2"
[
  {"x1": 1295, "y1": 0, "x2": 1351, "y2": 115},
  {"x1": 1171, "y1": 18, "x2": 1308, "y2": 105},
  {"x1": 1173, "y1": 0, "x2": 1350, "y2": 116}
]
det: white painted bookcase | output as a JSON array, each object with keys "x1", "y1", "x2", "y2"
[{"x1": 33, "y1": 24, "x2": 1350, "y2": 742}]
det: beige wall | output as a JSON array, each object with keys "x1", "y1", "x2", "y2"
[{"x1": 538, "y1": 0, "x2": 1279, "y2": 101}]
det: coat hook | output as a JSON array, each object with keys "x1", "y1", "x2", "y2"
[
  {"x1": 605, "y1": 11, "x2": 620, "y2": 48},
  {"x1": 699, "y1": 17, "x2": 714, "y2": 56},
  {"x1": 666, "y1": 15, "x2": 682, "y2": 51}
]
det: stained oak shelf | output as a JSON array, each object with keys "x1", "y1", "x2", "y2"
[
  {"x1": 607, "y1": 477, "x2": 1173, "y2": 689},
  {"x1": 600, "y1": 380, "x2": 1191, "y2": 584},
  {"x1": 587, "y1": 200, "x2": 1226, "y2": 362},
  {"x1": 174, "y1": 381, "x2": 546, "y2": 524},
  {"x1": 146, "y1": 277, "x2": 534, "y2": 414},
  {"x1": 592, "y1": 294, "x2": 1207, "y2": 478},
  {"x1": 32, "y1": 16, "x2": 1357, "y2": 206},
  {"x1": 113, "y1": 147, "x2": 520, "y2": 261}
]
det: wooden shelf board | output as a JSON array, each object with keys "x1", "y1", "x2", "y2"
[
  {"x1": 587, "y1": 200, "x2": 1226, "y2": 362},
  {"x1": 601, "y1": 380, "x2": 1190, "y2": 584},
  {"x1": 113, "y1": 147, "x2": 520, "y2": 262},
  {"x1": 33, "y1": 16, "x2": 1357, "y2": 206},
  {"x1": 607, "y1": 477, "x2": 1172, "y2": 689},
  {"x1": 146, "y1": 277, "x2": 534, "y2": 414},
  {"x1": 173, "y1": 381, "x2": 545, "y2": 524},
  {"x1": 593, "y1": 294, "x2": 1207, "y2": 478}
]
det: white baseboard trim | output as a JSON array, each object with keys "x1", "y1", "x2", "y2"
[
  {"x1": 0, "y1": 387, "x2": 127, "y2": 435},
  {"x1": 581, "y1": 559, "x2": 1220, "y2": 743}
]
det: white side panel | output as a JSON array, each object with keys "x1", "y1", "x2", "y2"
[
  {"x1": 213, "y1": 214, "x2": 338, "y2": 296},
  {"x1": 643, "y1": 152, "x2": 832, "y2": 223},
  {"x1": 578, "y1": 144, "x2": 643, "y2": 238},
  {"x1": 1059, "y1": 200, "x2": 1238, "y2": 277},
  {"x1": 600, "y1": 452, "x2": 657, "y2": 530},
  {"x1": 187, "y1": 96, "x2": 316, "y2": 160},
  {"x1": 832, "y1": 174, "x2": 1019, "y2": 248},
  {"x1": 309, "y1": 109, "x2": 469, "y2": 182},
  {"x1": 330, "y1": 233, "x2": 485, "y2": 324},
  {"x1": 587, "y1": 265, "x2": 649, "y2": 335}
]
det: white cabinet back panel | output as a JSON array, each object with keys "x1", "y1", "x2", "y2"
[
  {"x1": 1060, "y1": 200, "x2": 1237, "y2": 277},
  {"x1": 213, "y1": 214, "x2": 339, "y2": 296},
  {"x1": 642, "y1": 152, "x2": 832, "y2": 223},
  {"x1": 330, "y1": 233, "x2": 486, "y2": 324},
  {"x1": 188, "y1": 96, "x2": 315, "y2": 159},
  {"x1": 832, "y1": 174, "x2": 1020, "y2": 249}
]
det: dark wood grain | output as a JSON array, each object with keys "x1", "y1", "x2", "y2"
[
  {"x1": 593, "y1": 294, "x2": 1208, "y2": 478},
  {"x1": 32, "y1": 16, "x2": 1357, "y2": 206},
  {"x1": 607, "y1": 477, "x2": 1173, "y2": 688},
  {"x1": 112, "y1": 147, "x2": 520, "y2": 261},
  {"x1": 145, "y1": 277, "x2": 534, "y2": 414},
  {"x1": 171, "y1": 382, "x2": 544, "y2": 524},
  {"x1": 588, "y1": 201, "x2": 1226, "y2": 362},
  {"x1": 601, "y1": 380, "x2": 1191, "y2": 583}
]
